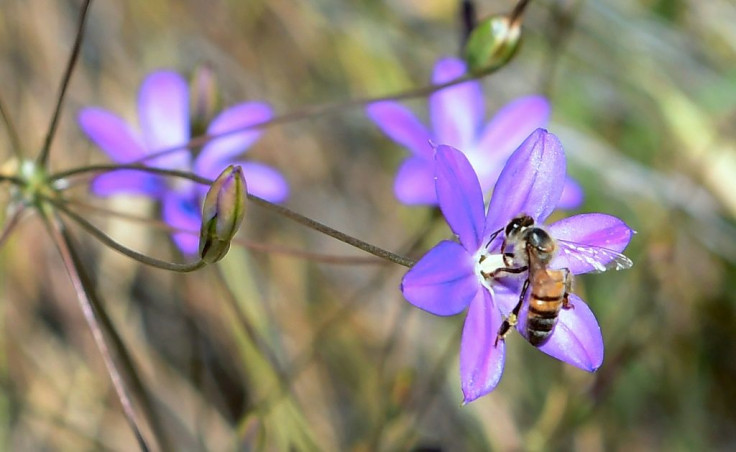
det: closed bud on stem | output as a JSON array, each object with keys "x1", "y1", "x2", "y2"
[
  {"x1": 199, "y1": 165, "x2": 247, "y2": 263},
  {"x1": 462, "y1": 14, "x2": 522, "y2": 75}
]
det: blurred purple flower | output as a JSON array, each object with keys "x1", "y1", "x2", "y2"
[
  {"x1": 367, "y1": 57, "x2": 582, "y2": 208},
  {"x1": 401, "y1": 129, "x2": 632, "y2": 403},
  {"x1": 79, "y1": 70, "x2": 288, "y2": 254}
]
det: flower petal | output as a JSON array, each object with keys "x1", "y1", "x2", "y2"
[
  {"x1": 485, "y1": 129, "x2": 566, "y2": 237},
  {"x1": 162, "y1": 192, "x2": 201, "y2": 255},
  {"x1": 524, "y1": 294, "x2": 604, "y2": 372},
  {"x1": 138, "y1": 70, "x2": 191, "y2": 168},
  {"x1": 435, "y1": 145, "x2": 486, "y2": 251},
  {"x1": 557, "y1": 177, "x2": 584, "y2": 210},
  {"x1": 394, "y1": 157, "x2": 437, "y2": 205},
  {"x1": 239, "y1": 161, "x2": 289, "y2": 203},
  {"x1": 195, "y1": 102, "x2": 274, "y2": 179},
  {"x1": 401, "y1": 240, "x2": 479, "y2": 316},
  {"x1": 430, "y1": 57, "x2": 484, "y2": 150},
  {"x1": 460, "y1": 289, "x2": 505, "y2": 403},
  {"x1": 79, "y1": 108, "x2": 148, "y2": 162},
  {"x1": 473, "y1": 95, "x2": 550, "y2": 191},
  {"x1": 548, "y1": 213, "x2": 634, "y2": 274},
  {"x1": 366, "y1": 101, "x2": 432, "y2": 158},
  {"x1": 91, "y1": 170, "x2": 164, "y2": 197}
]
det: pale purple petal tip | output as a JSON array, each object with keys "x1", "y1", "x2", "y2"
[
  {"x1": 401, "y1": 241, "x2": 479, "y2": 316},
  {"x1": 196, "y1": 102, "x2": 274, "y2": 179},
  {"x1": 485, "y1": 128, "x2": 566, "y2": 237},
  {"x1": 435, "y1": 145, "x2": 486, "y2": 251},
  {"x1": 474, "y1": 95, "x2": 551, "y2": 189},
  {"x1": 557, "y1": 177, "x2": 584, "y2": 210},
  {"x1": 162, "y1": 192, "x2": 201, "y2": 255},
  {"x1": 532, "y1": 294, "x2": 604, "y2": 371},
  {"x1": 394, "y1": 157, "x2": 437, "y2": 205},
  {"x1": 78, "y1": 108, "x2": 147, "y2": 162},
  {"x1": 239, "y1": 161, "x2": 288, "y2": 203},
  {"x1": 461, "y1": 290, "x2": 505, "y2": 403},
  {"x1": 366, "y1": 101, "x2": 432, "y2": 158},
  {"x1": 138, "y1": 70, "x2": 190, "y2": 166},
  {"x1": 430, "y1": 57, "x2": 484, "y2": 150},
  {"x1": 91, "y1": 170, "x2": 164, "y2": 197}
]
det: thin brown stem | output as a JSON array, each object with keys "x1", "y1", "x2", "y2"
[
  {"x1": 39, "y1": 209, "x2": 151, "y2": 451},
  {"x1": 36, "y1": 0, "x2": 93, "y2": 167},
  {"x1": 0, "y1": 92, "x2": 22, "y2": 158}
]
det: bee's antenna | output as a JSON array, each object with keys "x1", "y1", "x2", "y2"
[{"x1": 485, "y1": 226, "x2": 504, "y2": 248}]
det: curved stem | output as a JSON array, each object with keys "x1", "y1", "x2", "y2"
[
  {"x1": 47, "y1": 196, "x2": 206, "y2": 272},
  {"x1": 48, "y1": 163, "x2": 209, "y2": 185},
  {"x1": 36, "y1": 0, "x2": 93, "y2": 167},
  {"x1": 247, "y1": 194, "x2": 416, "y2": 268},
  {"x1": 0, "y1": 174, "x2": 24, "y2": 185},
  {"x1": 0, "y1": 92, "x2": 22, "y2": 159}
]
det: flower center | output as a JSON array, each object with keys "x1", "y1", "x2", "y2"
[{"x1": 475, "y1": 250, "x2": 506, "y2": 291}]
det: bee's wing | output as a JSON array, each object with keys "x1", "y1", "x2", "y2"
[{"x1": 555, "y1": 240, "x2": 633, "y2": 273}]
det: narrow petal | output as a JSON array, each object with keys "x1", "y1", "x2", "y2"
[
  {"x1": 366, "y1": 101, "x2": 432, "y2": 158},
  {"x1": 557, "y1": 177, "x2": 584, "y2": 210},
  {"x1": 460, "y1": 289, "x2": 505, "y2": 403},
  {"x1": 473, "y1": 95, "x2": 550, "y2": 189},
  {"x1": 525, "y1": 294, "x2": 604, "y2": 372},
  {"x1": 195, "y1": 102, "x2": 274, "y2": 178},
  {"x1": 138, "y1": 70, "x2": 191, "y2": 168},
  {"x1": 162, "y1": 192, "x2": 201, "y2": 255},
  {"x1": 239, "y1": 161, "x2": 289, "y2": 203},
  {"x1": 394, "y1": 157, "x2": 437, "y2": 205},
  {"x1": 91, "y1": 171, "x2": 164, "y2": 197},
  {"x1": 430, "y1": 57, "x2": 484, "y2": 150},
  {"x1": 435, "y1": 145, "x2": 485, "y2": 251},
  {"x1": 78, "y1": 108, "x2": 147, "y2": 162},
  {"x1": 485, "y1": 129, "x2": 566, "y2": 237},
  {"x1": 548, "y1": 213, "x2": 634, "y2": 274},
  {"x1": 401, "y1": 240, "x2": 479, "y2": 316}
]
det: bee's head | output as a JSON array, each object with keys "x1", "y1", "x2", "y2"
[{"x1": 505, "y1": 214, "x2": 534, "y2": 239}]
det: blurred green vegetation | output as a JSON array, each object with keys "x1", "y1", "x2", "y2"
[{"x1": 0, "y1": 0, "x2": 735, "y2": 450}]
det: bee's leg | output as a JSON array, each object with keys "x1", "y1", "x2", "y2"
[
  {"x1": 495, "y1": 278, "x2": 530, "y2": 347},
  {"x1": 562, "y1": 268, "x2": 574, "y2": 310}
]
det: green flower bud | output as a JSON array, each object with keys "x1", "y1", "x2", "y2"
[
  {"x1": 199, "y1": 165, "x2": 247, "y2": 263},
  {"x1": 463, "y1": 14, "x2": 522, "y2": 75}
]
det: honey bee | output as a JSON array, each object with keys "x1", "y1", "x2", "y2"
[{"x1": 487, "y1": 214, "x2": 633, "y2": 347}]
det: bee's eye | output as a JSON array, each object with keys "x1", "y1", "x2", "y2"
[{"x1": 528, "y1": 228, "x2": 550, "y2": 249}]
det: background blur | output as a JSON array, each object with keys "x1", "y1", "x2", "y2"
[{"x1": 1, "y1": 0, "x2": 735, "y2": 450}]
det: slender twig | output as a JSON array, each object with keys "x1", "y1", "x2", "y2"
[
  {"x1": 510, "y1": 0, "x2": 532, "y2": 24},
  {"x1": 36, "y1": 0, "x2": 93, "y2": 167},
  {"x1": 248, "y1": 195, "x2": 416, "y2": 268},
  {"x1": 48, "y1": 197, "x2": 206, "y2": 272},
  {"x1": 0, "y1": 174, "x2": 25, "y2": 185},
  {"x1": 0, "y1": 206, "x2": 24, "y2": 250},
  {"x1": 0, "y1": 93, "x2": 22, "y2": 158},
  {"x1": 65, "y1": 197, "x2": 387, "y2": 265},
  {"x1": 48, "y1": 163, "x2": 210, "y2": 185},
  {"x1": 39, "y1": 209, "x2": 151, "y2": 451}
]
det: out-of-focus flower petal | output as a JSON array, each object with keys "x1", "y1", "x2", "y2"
[
  {"x1": 401, "y1": 240, "x2": 479, "y2": 316},
  {"x1": 460, "y1": 289, "x2": 505, "y2": 403},
  {"x1": 522, "y1": 294, "x2": 604, "y2": 372},
  {"x1": 435, "y1": 145, "x2": 486, "y2": 251},
  {"x1": 394, "y1": 157, "x2": 437, "y2": 205},
  {"x1": 138, "y1": 70, "x2": 191, "y2": 169},
  {"x1": 162, "y1": 192, "x2": 201, "y2": 255},
  {"x1": 91, "y1": 171, "x2": 164, "y2": 197},
  {"x1": 238, "y1": 161, "x2": 288, "y2": 203},
  {"x1": 548, "y1": 213, "x2": 634, "y2": 274},
  {"x1": 78, "y1": 108, "x2": 148, "y2": 162},
  {"x1": 485, "y1": 129, "x2": 566, "y2": 237},
  {"x1": 195, "y1": 102, "x2": 274, "y2": 178},
  {"x1": 430, "y1": 58, "x2": 484, "y2": 150},
  {"x1": 473, "y1": 95, "x2": 550, "y2": 190},
  {"x1": 557, "y1": 177, "x2": 584, "y2": 210},
  {"x1": 366, "y1": 101, "x2": 432, "y2": 158}
]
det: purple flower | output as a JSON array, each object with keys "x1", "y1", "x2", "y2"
[
  {"x1": 367, "y1": 57, "x2": 583, "y2": 208},
  {"x1": 401, "y1": 129, "x2": 633, "y2": 403},
  {"x1": 79, "y1": 70, "x2": 288, "y2": 254}
]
